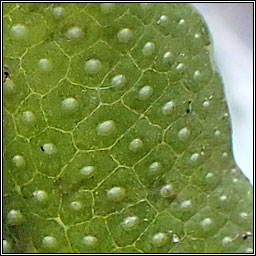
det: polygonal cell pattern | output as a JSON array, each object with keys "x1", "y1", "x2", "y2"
[{"x1": 3, "y1": 3, "x2": 253, "y2": 254}]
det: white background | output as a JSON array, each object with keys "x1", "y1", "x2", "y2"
[{"x1": 191, "y1": 3, "x2": 253, "y2": 184}]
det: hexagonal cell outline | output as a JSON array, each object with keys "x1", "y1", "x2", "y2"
[
  {"x1": 169, "y1": 185, "x2": 208, "y2": 221},
  {"x1": 21, "y1": 173, "x2": 62, "y2": 218},
  {"x1": 98, "y1": 54, "x2": 142, "y2": 104},
  {"x1": 102, "y1": 12, "x2": 144, "y2": 54},
  {"x1": 93, "y1": 167, "x2": 147, "y2": 216},
  {"x1": 14, "y1": 94, "x2": 47, "y2": 138},
  {"x1": 130, "y1": 26, "x2": 162, "y2": 70},
  {"x1": 73, "y1": 101, "x2": 139, "y2": 150},
  {"x1": 30, "y1": 128, "x2": 76, "y2": 176},
  {"x1": 207, "y1": 179, "x2": 247, "y2": 216},
  {"x1": 146, "y1": 82, "x2": 194, "y2": 129},
  {"x1": 135, "y1": 211, "x2": 184, "y2": 253},
  {"x1": 59, "y1": 190, "x2": 93, "y2": 225},
  {"x1": 22, "y1": 41, "x2": 69, "y2": 94},
  {"x1": 68, "y1": 217, "x2": 115, "y2": 253},
  {"x1": 181, "y1": 49, "x2": 213, "y2": 93},
  {"x1": 184, "y1": 206, "x2": 227, "y2": 239},
  {"x1": 172, "y1": 135, "x2": 213, "y2": 176},
  {"x1": 146, "y1": 169, "x2": 189, "y2": 212},
  {"x1": 59, "y1": 150, "x2": 117, "y2": 192},
  {"x1": 42, "y1": 80, "x2": 100, "y2": 131},
  {"x1": 229, "y1": 197, "x2": 253, "y2": 232},
  {"x1": 134, "y1": 143, "x2": 176, "y2": 188},
  {"x1": 4, "y1": 136, "x2": 35, "y2": 185},
  {"x1": 152, "y1": 36, "x2": 189, "y2": 74},
  {"x1": 111, "y1": 118, "x2": 162, "y2": 167},
  {"x1": 3, "y1": 191, "x2": 28, "y2": 227},
  {"x1": 3, "y1": 7, "x2": 47, "y2": 57},
  {"x1": 164, "y1": 114, "x2": 202, "y2": 154},
  {"x1": 106, "y1": 200, "x2": 157, "y2": 247},
  {"x1": 123, "y1": 70, "x2": 168, "y2": 114},
  {"x1": 204, "y1": 221, "x2": 246, "y2": 253},
  {"x1": 49, "y1": 9, "x2": 103, "y2": 56},
  {"x1": 190, "y1": 159, "x2": 223, "y2": 194},
  {"x1": 29, "y1": 215, "x2": 71, "y2": 253},
  {"x1": 68, "y1": 40, "x2": 120, "y2": 88}
]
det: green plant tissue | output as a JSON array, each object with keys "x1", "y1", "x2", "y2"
[{"x1": 3, "y1": 3, "x2": 253, "y2": 254}]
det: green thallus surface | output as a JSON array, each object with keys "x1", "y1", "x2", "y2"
[{"x1": 3, "y1": 3, "x2": 253, "y2": 254}]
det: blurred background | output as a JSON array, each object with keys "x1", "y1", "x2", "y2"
[{"x1": 192, "y1": 3, "x2": 253, "y2": 184}]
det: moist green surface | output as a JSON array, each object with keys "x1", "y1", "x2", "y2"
[{"x1": 3, "y1": 3, "x2": 253, "y2": 253}]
